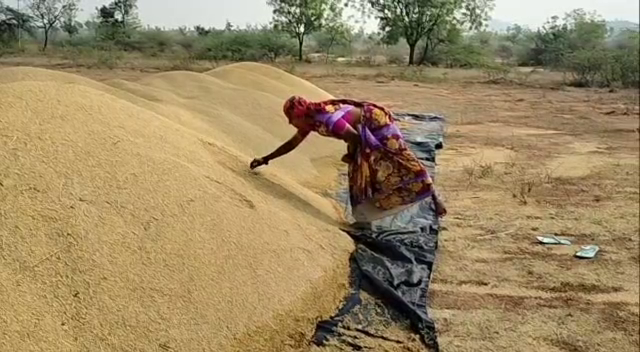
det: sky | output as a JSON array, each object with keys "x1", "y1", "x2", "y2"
[
  {"x1": 9, "y1": 0, "x2": 640, "y2": 30},
  {"x1": 491, "y1": 0, "x2": 639, "y2": 27}
]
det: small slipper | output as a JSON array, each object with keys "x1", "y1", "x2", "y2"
[
  {"x1": 575, "y1": 245, "x2": 600, "y2": 259},
  {"x1": 536, "y1": 235, "x2": 572, "y2": 245}
]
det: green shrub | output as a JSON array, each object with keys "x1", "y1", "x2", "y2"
[
  {"x1": 189, "y1": 29, "x2": 295, "y2": 63},
  {"x1": 436, "y1": 42, "x2": 490, "y2": 68},
  {"x1": 93, "y1": 48, "x2": 124, "y2": 69},
  {"x1": 120, "y1": 29, "x2": 176, "y2": 55},
  {"x1": 605, "y1": 48, "x2": 639, "y2": 88},
  {"x1": 564, "y1": 49, "x2": 609, "y2": 87},
  {"x1": 563, "y1": 46, "x2": 639, "y2": 88}
]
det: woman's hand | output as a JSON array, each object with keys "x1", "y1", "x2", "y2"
[
  {"x1": 252, "y1": 131, "x2": 309, "y2": 170},
  {"x1": 250, "y1": 157, "x2": 269, "y2": 170}
]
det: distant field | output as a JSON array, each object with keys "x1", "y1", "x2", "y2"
[{"x1": 0, "y1": 53, "x2": 566, "y2": 87}]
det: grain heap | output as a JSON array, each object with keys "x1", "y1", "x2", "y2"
[{"x1": 0, "y1": 63, "x2": 353, "y2": 351}]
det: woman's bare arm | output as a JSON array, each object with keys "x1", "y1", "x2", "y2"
[
  {"x1": 339, "y1": 125, "x2": 360, "y2": 146},
  {"x1": 263, "y1": 129, "x2": 309, "y2": 162}
]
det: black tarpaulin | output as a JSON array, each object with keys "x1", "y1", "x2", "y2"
[{"x1": 312, "y1": 113, "x2": 445, "y2": 351}]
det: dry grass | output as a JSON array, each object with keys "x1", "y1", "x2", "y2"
[{"x1": 1, "y1": 58, "x2": 638, "y2": 351}]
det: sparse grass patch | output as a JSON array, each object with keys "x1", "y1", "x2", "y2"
[
  {"x1": 93, "y1": 49, "x2": 125, "y2": 70},
  {"x1": 324, "y1": 63, "x2": 348, "y2": 78},
  {"x1": 482, "y1": 62, "x2": 513, "y2": 83},
  {"x1": 396, "y1": 66, "x2": 449, "y2": 84},
  {"x1": 166, "y1": 55, "x2": 201, "y2": 71},
  {"x1": 462, "y1": 159, "x2": 496, "y2": 188},
  {"x1": 497, "y1": 156, "x2": 554, "y2": 205},
  {"x1": 458, "y1": 153, "x2": 556, "y2": 205}
]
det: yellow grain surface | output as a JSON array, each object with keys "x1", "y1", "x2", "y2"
[{"x1": 0, "y1": 63, "x2": 353, "y2": 351}]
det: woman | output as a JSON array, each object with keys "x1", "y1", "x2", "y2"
[{"x1": 250, "y1": 96, "x2": 446, "y2": 222}]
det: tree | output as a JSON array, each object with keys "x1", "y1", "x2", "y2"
[
  {"x1": 606, "y1": 30, "x2": 639, "y2": 87},
  {"x1": 495, "y1": 42, "x2": 513, "y2": 62},
  {"x1": 194, "y1": 25, "x2": 212, "y2": 37},
  {"x1": 26, "y1": 0, "x2": 78, "y2": 50},
  {"x1": 499, "y1": 24, "x2": 536, "y2": 65},
  {"x1": 531, "y1": 9, "x2": 607, "y2": 68},
  {"x1": 96, "y1": 0, "x2": 138, "y2": 42},
  {"x1": 526, "y1": 9, "x2": 637, "y2": 87},
  {"x1": 530, "y1": 16, "x2": 570, "y2": 67},
  {"x1": 177, "y1": 25, "x2": 188, "y2": 36},
  {"x1": 418, "y1": 23, "x2": 462, "y2": 65},
  {"x1": 504, "y1": 24, "x2": 524, "y2": 44},
  {"x1": 315, "y1": 10, "x2": 350, "y2": 61},
  {"x1": 416, "y1": 19, "x2": 456, "y2": 65},
  {"x1": 356, "y1": 0, "x2": 494, "y2": 65},
  {"x1": 84, "y1": 19, "x2": 97, "y2": 31},
  {"x1": 0, "y1": 4, "x2": 35, "y2": 46},
  {"x1": 267, "y1": 0, "x2": 338, "y2": 61},
  {"x1": 563, "y1": 9, "x2": 608, "y2": 51},
  {"x1": 96, "y1": 4, "x2": 119, "y2": 41},
  {"x1": 110, "y1": 0, "x2": 137, "y2": 30},
  {"x1": 60, "y1": 5, "x2": 79, "y2": 37},
  {"x1": 258, "y1": 27, "x2": 296, "y2": 61}
]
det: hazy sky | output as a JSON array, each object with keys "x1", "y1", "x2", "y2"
[
  {"x1": 491, "y1": 0, "x2": 639, "y2": 27},
  {"x1": 11, "y1": 0, "x2": 640, "y2": 30}
]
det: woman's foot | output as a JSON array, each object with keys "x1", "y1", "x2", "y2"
[{"x1": 434, "y1": 197, "x2": 447, "y2": 217}]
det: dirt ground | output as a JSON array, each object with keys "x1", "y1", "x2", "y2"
[
  {"x1": 317, "y1": 77, "x2": 639, "y2": 351},
  {"x1": 5, "y1": 61, "x2": 639, "y2": 351},
  {"x1": 316, "y1": 76, "x2": 639, "y2": 351}
]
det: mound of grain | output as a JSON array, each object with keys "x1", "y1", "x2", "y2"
[
  {"x1": 206, "y1": 62, "x2": 333, "y2": 101},
  {"x1": 0, "y1": 67, "x2": 235, "y2": 148},
  {"x1": 0, "y1": 66, "x2": 108, "y2": 88},
  {"x1": 0, "y1": 80, "x2": 353, "y2": 351},
  {"x1": 114, "y1": 65, "x2": 345, "y2": 190},
  {"x1": 0, "y1": 64, "x2": 345, "y2": 194}
]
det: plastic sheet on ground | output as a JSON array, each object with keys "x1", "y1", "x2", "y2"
[{"x1": 312, "y1": 113, "x2": 445, "y2": 351}]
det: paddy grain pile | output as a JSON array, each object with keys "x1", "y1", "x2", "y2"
[{"x1": 0, "y1": 63, "x2": 353, "y2": 351}]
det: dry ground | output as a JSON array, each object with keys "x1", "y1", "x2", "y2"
[
  {"x1": 315, "y1": 77, "x2": 639, "y2": 352},
  {"x1": 4, "y1": 58, "x2": 639, "y2": 351},
  {"x1": 314, "y1": 76, "x2": 639, "y2": 352}
]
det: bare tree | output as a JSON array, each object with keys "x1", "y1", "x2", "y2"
[{"x1": 26, "y1": 0, "x2": 78, "y2": 51}]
